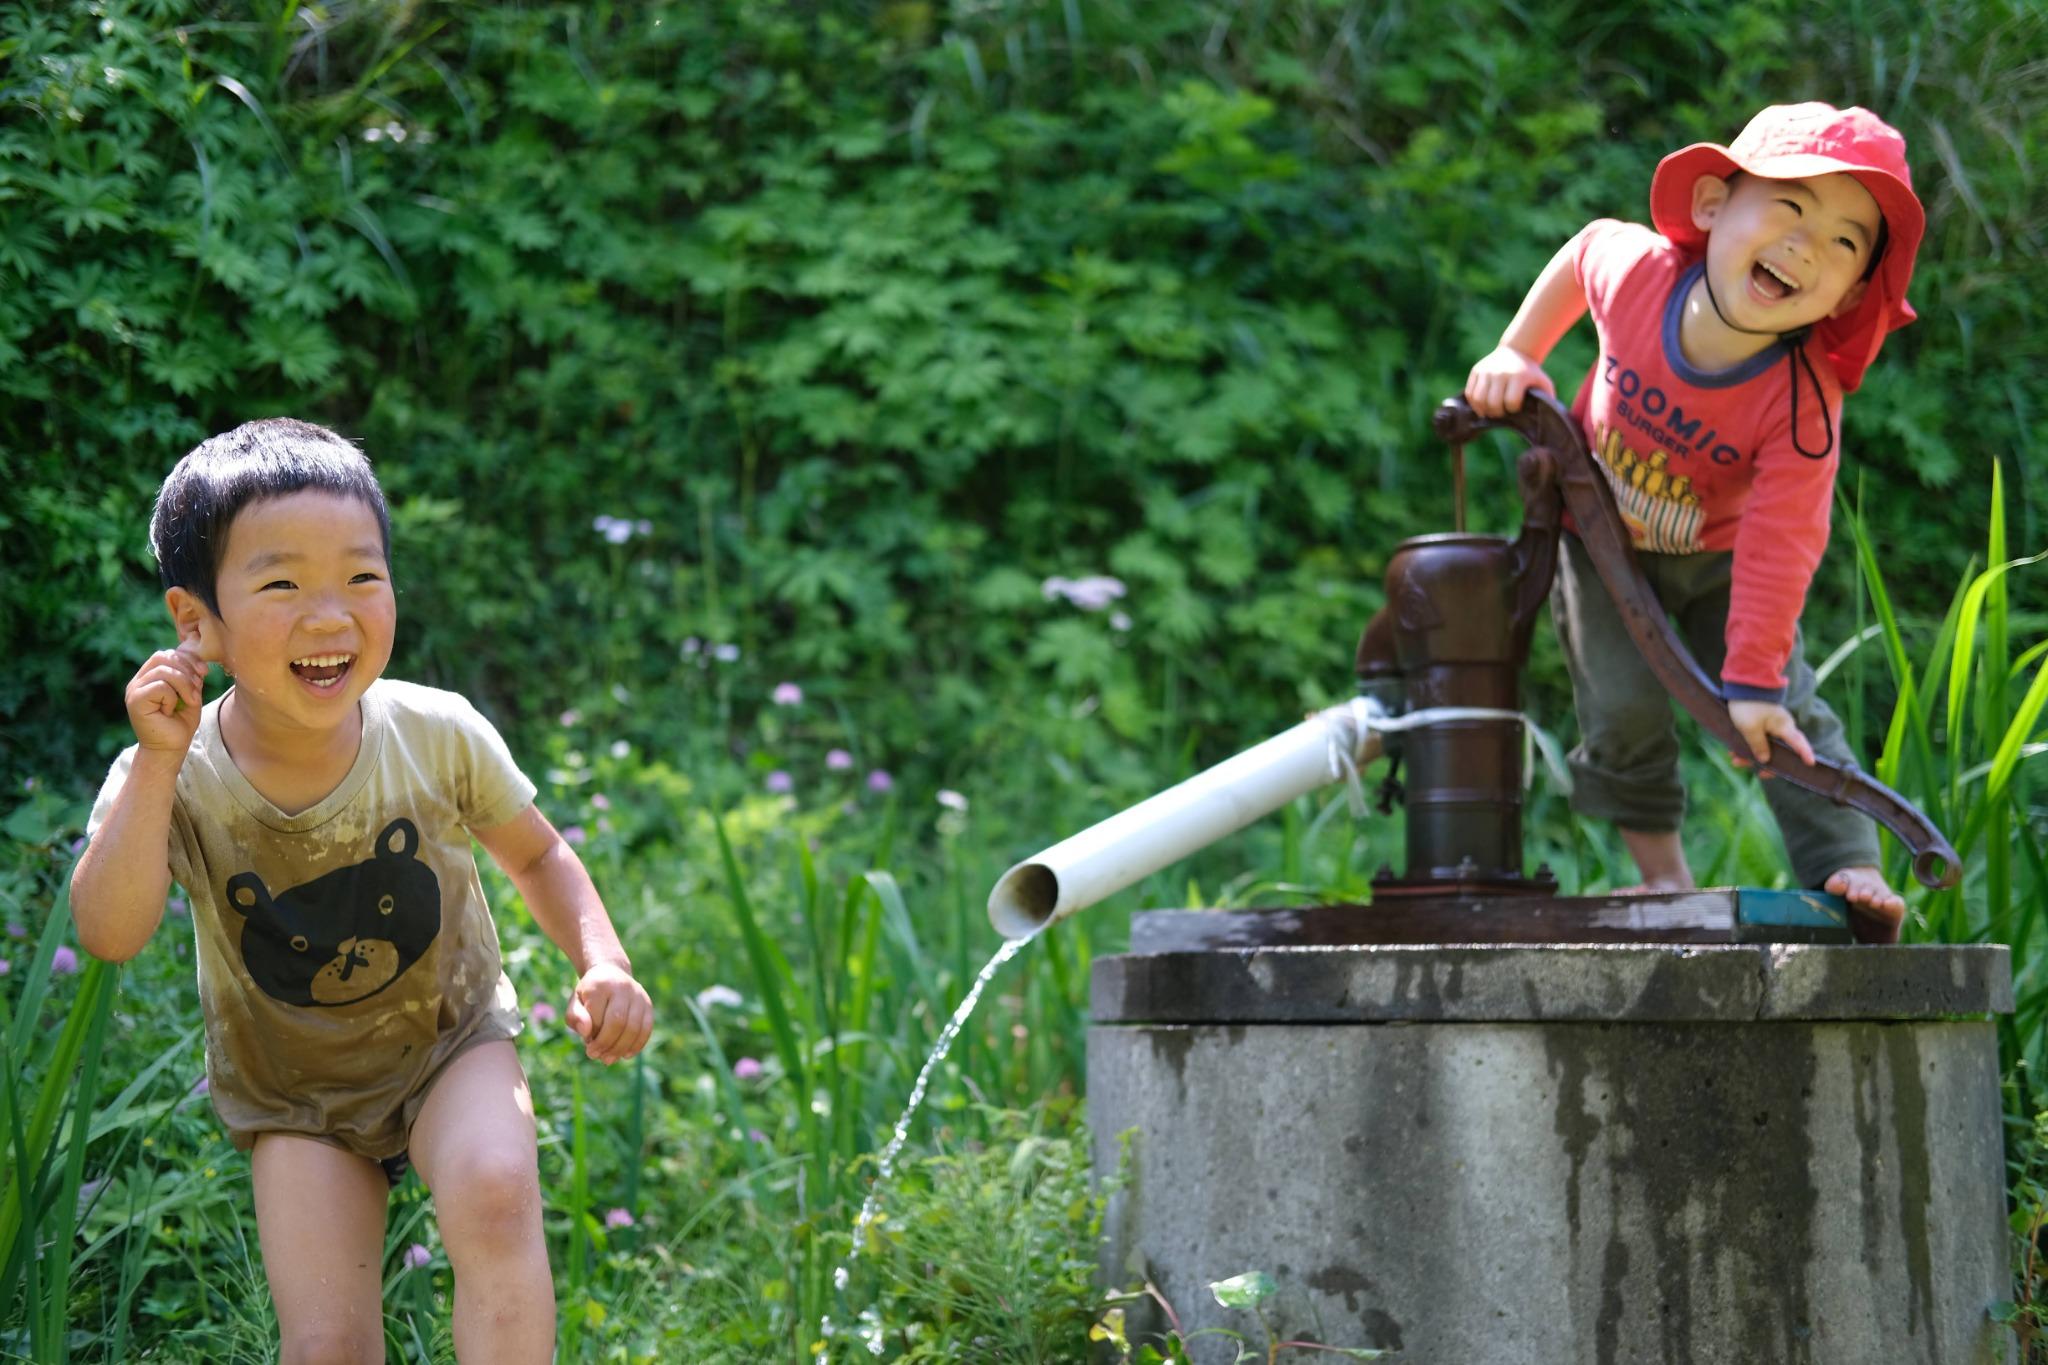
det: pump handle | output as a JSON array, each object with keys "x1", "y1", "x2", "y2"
[{"x1": 1433, "y1": 393, "x2": 1959, "y2": 892}]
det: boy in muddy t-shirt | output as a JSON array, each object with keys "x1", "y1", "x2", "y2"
[
  {"x1": 1462, "y1": 103, "x2": 1927, "y2": 942},
  {"x1": 71, "y1": 418, "x2": 653, "y2": 1362}
]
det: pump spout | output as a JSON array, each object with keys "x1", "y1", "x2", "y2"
[{"x1": 987, "y1": 700, "x2": 1386, "y2": 938}]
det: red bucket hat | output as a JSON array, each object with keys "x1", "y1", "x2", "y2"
[{"x1": 1649, "y1": 102, "x2": 1924, "y2": 393}]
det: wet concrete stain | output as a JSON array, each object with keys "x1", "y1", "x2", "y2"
[
  {"x1": 1884, "y1": 1024, "x2": 1938, "y2": 1349},
  {"x1": 1307, "y1": 1266, "x2": 1403, "y2": 1348},
  {"x1": 1389, "y1": 953, "x2": 1467, "y2": 1018},
  {"x1": 1546, "y1": 1020, "x2": 1821, "y2": 1365},
  {"x1": 1143, "y1": 1026, "x2": 1197, "y2": 1106},
  {"x1": 1849, "y1": 1028, "x2": 1889, "y2": 1272}
]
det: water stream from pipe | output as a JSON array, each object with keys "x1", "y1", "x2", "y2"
[{"x1": 815, "y1": 931, "x2": 1032, "y2": 1361}]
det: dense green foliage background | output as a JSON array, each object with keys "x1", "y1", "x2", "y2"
[
  {"x1": 2, "y1": 1, "x2": 2045, "y2": 1360},
  {"x1": 4, "y1": 0, "x2": 2042, "y2": 793}
]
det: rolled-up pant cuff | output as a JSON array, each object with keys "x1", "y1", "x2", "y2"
[{"x1": 1568, "y1": 758, "x2": 1686, "y2": 833}]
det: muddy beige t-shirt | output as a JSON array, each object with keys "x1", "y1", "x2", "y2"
[{"x1": 87, "y1": 679, "x2": 533, "y2": 1159}]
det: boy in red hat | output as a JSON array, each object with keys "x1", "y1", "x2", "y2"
[{"x1": 1464, "y1": 102, "x2": 1925, "y2": 940}]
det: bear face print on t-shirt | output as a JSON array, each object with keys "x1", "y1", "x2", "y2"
[{"x1": 226, "y1": 817, "x2": 441, "y2": 1007}]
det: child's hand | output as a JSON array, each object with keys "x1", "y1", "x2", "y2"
[
  {"x1": 566, "y1": 961, "x2": 654, "y2": 1065},
  {"x1": 1465, "y1": 344, "x2": 1556, "y2": 419},
  {"x1": 1726, "y1": 699, "x2": 1815, "y2": 774},
  {"x1": 124, "y1": 639, "x2": 210, "y2": 756}
]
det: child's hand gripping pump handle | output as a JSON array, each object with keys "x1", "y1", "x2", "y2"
[{"x1": 1433, "y1": 392, "x2": 1959, "y2": 891}]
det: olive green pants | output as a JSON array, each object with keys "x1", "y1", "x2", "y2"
[{"x1": 1550, "y1": 532, "x2": 1880, "y2": 887}]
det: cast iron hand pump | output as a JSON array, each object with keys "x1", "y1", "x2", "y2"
[{"x1": 1429, "y1": 391, "x2": 1958, "y2": 892}]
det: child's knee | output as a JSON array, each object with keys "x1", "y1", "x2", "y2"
[
  {"x1": 280, "y1": 1326, "x2": 383, "y2": 1365},
  {"x1": 437, "y1": 1148, "x2": 542, "y2": 1236}
]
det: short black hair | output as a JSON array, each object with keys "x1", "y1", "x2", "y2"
[{"x1": 151, "y1": 418, "x2": 390, "y2": 615}]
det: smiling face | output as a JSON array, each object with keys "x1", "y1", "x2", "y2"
[
  {"x1": 1692, "y1": 171, "x2": 1882, "y2": 335},
  {"x1": 172, "y1": 490, "x2": 396, "y2": 734}
]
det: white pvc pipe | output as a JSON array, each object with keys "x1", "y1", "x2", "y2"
[{"x1": 988, "y1": 699, "x2": 1386, "y2": 939}]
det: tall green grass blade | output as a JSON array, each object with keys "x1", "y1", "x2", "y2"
[
  {"x1": 712, "y1": 813, "x2": 808, "y2": 1102},
  {"x1": 793, "y1": 841, "x2": 843, "y2": 1166},
  {"x1": 677, "y1": 994, "x2": 767, "y2": 1178},
  {"x1": 839, "y1": 875, "x2": 887, "y2": 1164},
  {"x1": 711, "y1": 813, "x2": 827, "y2": 1205},
  {"x1": 560, "y1": 1063, "x2": 590, "y2": 1365},
  {"x1": 1981, "y1": 655, "x2": 2048, "y2": 814},
  {"x1": 1981, "y1": 466, "x2": 2016, "y2": 943},
  {"x1": 86, "y1": 1023, "x2": 201, "y2": 1144},
  {"x1": 0, "y1": 956, "x2": 118, "y2": 1275},
  {"x1": 0, "y1": 1053, "x2": 45, "y2": 1361},
  {"x1": 44, "y1": 960, "x2": 117, "y2": 1361},
  {"x1": 5, "y1": 891, "x2": 82, "y2": 1060},
  {"x1": 1945, "y1": 549, "x2": 2044, "y2": 777},
  {"x1": 1844, "y1": 500, "x2": 1946, "y2": 807},
  {"x1": 865, "y1": 869, "x2": 932, "y2": 1013}
]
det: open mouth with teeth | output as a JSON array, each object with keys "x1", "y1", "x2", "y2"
[
  {"x1": 1749, "y1": 260, "x2": 1800, "y2": 302},
  {"x1": 290, "y1": 653, "x2": 355, "y2": 691}
]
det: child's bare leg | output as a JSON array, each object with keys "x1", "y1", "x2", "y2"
[
  {"x1": 251, "y1": 1134, "x2": 391, "y2": 1365},
  {"x1": 1825, "y1": 866, "x2": 1907, "y2": 942},
  {"x1": 1617, "y1": 826, "x2": 1695, "y2": 892},
  {"x1": 409, "y1": 1040, "x2": 554, "y2": 1364}
]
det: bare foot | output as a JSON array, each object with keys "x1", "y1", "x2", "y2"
[{"x1": 1824, "y1": 865, "x2": 1906, "y2": 944}]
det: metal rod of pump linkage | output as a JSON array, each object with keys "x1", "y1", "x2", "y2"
[{"x1": 1451, "y1": 442, "x2": 1466, "y2": 532}]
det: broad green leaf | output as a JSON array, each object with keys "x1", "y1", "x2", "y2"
[{"x1": 1210, "y1": 1269, "x2": 1277, "y2": 1309}]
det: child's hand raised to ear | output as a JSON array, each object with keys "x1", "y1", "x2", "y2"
[{"x1": 123, "y1": 638, "x2": 212, "y2": 755}]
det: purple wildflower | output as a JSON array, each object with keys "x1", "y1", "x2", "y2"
[
  {"x1": 826, "y1": 748, "x2": 854, "y2": 771},
  {"x1": 591, "y1": 793, "x2": 612, "y2": 811},
  {"x1": 562, "y1": 825, "x2": 588, "y2": 845},
  {"x1": 403, "y1": 1243, "x2": 431, "y2": 1269},
  {"x1": 50, "y1": 946, "x2": 78, "y2": 975},
  {"x1": 765, "y1": 770, "x2": 794, "y2": 794},
  {"x1": 772, "y1": 682, "x2": 804, "y2": 706},
  {"x1": 593, "y1": 515, "x2": 645, "y2": 545},
  {"x1": 733, "y1": 1057, "x2": 764, "y2": 1081},
  {"x1": 605, "y1": 1207, "x2": 635, "y2": 1229},
  {"x1": 560, "y1": 708, "x2": 582, "y2": 727},
  {"x1": 1042, "y1": 574, "x2": 1127, "y2": 612},
  {"x1": 866, "y1": 769, "x2": 894, "y2": 794},
  {"x1": 530, "y1": 1001, "x2": 559, "y2": 1026}
]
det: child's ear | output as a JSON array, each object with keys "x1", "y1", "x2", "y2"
[
  {"x1": 1689, "y1": 174, "x2": 1732, "y2": 232},
  {"x1": 165, "y1": 587, "x2": 224, "y2": 663},
  {"x1": 1829, "y1": 279, "x2": 1869, "y2": 319}
]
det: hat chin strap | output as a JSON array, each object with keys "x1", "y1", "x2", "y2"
[{"x1": 1700, "y1": 270, "x2": 1835, "y2": 461}]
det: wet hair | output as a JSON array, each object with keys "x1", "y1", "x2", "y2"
[{"x1": 150, "y1": 418, "x2": 390, "y2": 615}]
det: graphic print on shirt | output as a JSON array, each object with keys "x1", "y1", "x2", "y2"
[
  {"x1": 1591, "y1": 423, "x2": 1706, "y2": 554},
  {"x1": 226, "y1": 817, "x2": 441, "y2": 1007}
]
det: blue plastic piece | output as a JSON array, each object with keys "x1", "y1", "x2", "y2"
[{"x1": 1736, "y1": 887, "x2": 1851, "y2": 931}]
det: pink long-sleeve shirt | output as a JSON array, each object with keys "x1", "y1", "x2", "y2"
[{"x1": 1567, "y1": 219, "x2": 1845, "y2": 699}]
